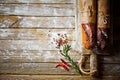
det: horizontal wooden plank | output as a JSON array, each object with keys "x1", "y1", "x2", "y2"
[
  {"x1": 99, "y1": 55, "x2": 120, "y2": 64},
  {"x1": 0, "y1": 75, "x2": 120, "y2": 80},
  {"x1": 0, "y1": 4, "x2": 74, "y2": 16},
  {"x1": 2, "y1": 55, "x2": 120, "y2": 64},
  {"x1": 0, "y1": 49, "x2": 120, "y2": 63},
  {"x1": 0, "y1": 0, "x2": 75, "y2": 4},
  {"x1": 0, "y1": 63, "x2": 77, "y2": 75},
  {"x1": 0, "y1": 41, "x2": 119, "y2": 63},
  {"x1": 0, "y1": 40, "x2": 76, "y2": 50},
  {"x1": 0, "y1": 16, "x2": 75, "y2": 28},
  {"x1": 0, "y1": 16, "x2": 21, "y2": 28},
  {"x1": 0, "y1": 63, "x2": 120, "y2": 76},
  {"x1": 100, "y1": 64, "x2": 120, "y2": 76},
  {"x1": 0, "y1": 50, "x2": 80, "y2": 62},
  {"x1": 0, "y1": 29, "x2": 75, "y2": 40},
  {"x1": 99, "y1": 42, "x2": 120, "y2": 63}
]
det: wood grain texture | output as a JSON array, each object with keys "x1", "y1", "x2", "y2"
[
  {"x1": 0, "y1": 50, "x2": 120, "y2": 63},
  {"x1": 0, "y1": 50, "x2": 80, "y2": 63},
  {"x1": 0, "y1": 63, "x2": 77, "y2": 75},
  {"x1": 0, "y1": 4, "x2": 74, "y2": 16},
  {"x1": 0, "y1": 16, "x2": 75, "y2": 28},
  {"x1": 0, "y1": 29, "x2": 75, "y2": 40},
  {"x1": 0, "y1": 75, "x2": 120, "y2": 80},
  {"x1": 98, "y1": 0, "x2": 110, "y2": 28},
  {"x1": 80, "y1": 0, "x2": 96, "y2": 23},
  {"x1": 0, "y1": 63, "x2": 120, "y2": 76},
  {"x1": 18, "y1": 17, "x2": 75, "y2": 28},
  {"x1": 0, "y1": 0, "x2": 75, "y2": 4},
  {"x1": 0, "y1": 0, "x2": 119, "y2": 79},
  {"x1": 0, "y1": 16, "x2": 21, "y2": 28},
  {"x1": 0, "y1": 40, "x2": 76, "y2": 50}
]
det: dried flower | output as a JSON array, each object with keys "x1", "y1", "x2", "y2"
[
  {"x1": 53, "y1": 34, "x2": 81, "y2": 74},
  {"x1": 54, "y1": 34, "x2": 68, "y2": 49}
]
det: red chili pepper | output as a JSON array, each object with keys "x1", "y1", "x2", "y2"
[
  {"x1": 56, "y1": 63, "x2": 69, "y2": 71},
  {"x1": 62, "y1": 40, "x2": 67, "y2": 45},
  {"x1": 60, "y1": 59, "x2": 72, "y2": 67}
]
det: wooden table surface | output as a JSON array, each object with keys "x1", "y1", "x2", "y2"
[{"x1": 0, "y1": 0, "x2": 120, "y2": 80}]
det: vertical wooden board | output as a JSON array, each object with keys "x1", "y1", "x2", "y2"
[
  {"x1": 0, "y1": 4, "x2": 74, "y2": 16},
  {"x1": 75, "y1": 0, "x2": 82, "y2": 51},
  {"x1": 0, "y1": 0, "x2": 75, "y2": 3}
]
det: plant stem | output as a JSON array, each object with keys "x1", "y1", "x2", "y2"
[
  {"x1": 65, "y1": 54, "x2": 81, "y2": 74},
  {"x1": 62, "y1": 45, "x2": 81, "y2": 74}
]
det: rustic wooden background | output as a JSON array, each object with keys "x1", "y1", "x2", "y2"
[{"x1": 0, "y1": 0, "x2": 120, "y2": 80}]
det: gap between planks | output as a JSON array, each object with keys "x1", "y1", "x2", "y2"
[
  {"x1": 0, "y1": 27, "x2": 75, "y2": 29},
  {"x1": 0, "y1": 14, "x2": 75, "y2": 17}
]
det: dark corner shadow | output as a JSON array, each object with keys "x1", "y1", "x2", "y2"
[{"x1": 111, "y1": 0, "x2": 120, "y2": 55}]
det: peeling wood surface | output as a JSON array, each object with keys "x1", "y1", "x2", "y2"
[
  {"x1": 0, "y1": 29, "x2": 75, "y2": 40},
  {"x1": 0, "y1": 4, "x2": 74, "y2": 16},
  {"x1": 0, "y1": 16, "x2": 21, "y2": 28},
  {"x1": 0, "y1": 50, "x2": 80, "y2": 63},
  {"x1": 0, "y1": 16, "x2": 75, "y2": 28},
  {"x1": 18, "y1": 17, "x2": 75, "y2": 28},
  {"x1": 0, "y1": 40, "x2": 76, "y2": 51},
  {"x1": 0, "y1": 50, "x2": 120, "y2": 63}
]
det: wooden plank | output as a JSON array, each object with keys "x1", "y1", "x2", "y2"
[
  {"x1": 1, "y1": 48, "x2": 119, "y2": 63},
  {"x1": 0, "y1": 40, "x2": 76, "y2": 50},
  {"x1": 0, "y1": 63, "x2": 120, "y2": 76},
  {"x1": 0, "y1": 41, "x2": 119, "y2": 63},
  {"x1": 0, "y1": 63, "x2": 77, "y2": 75},
  {"x1": 0, "y1": 75, "x2": 120, "y2": 80},
  {"x1": 99, "y1": 55, "x2": 120, "y2": 64},
  {"x1": 0, "y1": 49, "x2": 120, "y2": 63},
  {"x1": 0, "y1": 29, "x2": 75, "y2": 40},
  {"x1": 0, "y1": 16, "x2": 75, "y2": 28},
  {"x1": 98, "y1": 42, "x2": 120, "y2": 63},
  {"x1": 0, "y1": 16, "x2": 21, "y2": 28},
  {"x1": 0, "y1": 0, "x2": 75, "y2": 4},
  {"x1": 0, "y1": 50, "x2": 80, "y2": 62},
  {"x1": 0, "y1": 4, "x2": 74, "y2": 16},
  {"x1": 100, "y1": 63, "x2": 120, "y2": 76}
]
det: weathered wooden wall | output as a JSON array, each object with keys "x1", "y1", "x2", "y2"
[{"x1": 0, "y1": 0, "x2": 120, "y2": 80}]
